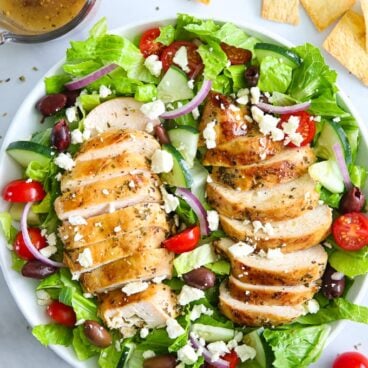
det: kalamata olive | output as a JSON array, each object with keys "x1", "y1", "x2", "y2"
[
  {"x1": 63, "y1": 90, "x2": 80, "y2": 107},
  {"x1": 21, "y1": 260, "x2": 57, "y2": 279},
  {"x1": 339, "y1": 186, "x2": 366, "y2": 214},
  {"x1": 36, "y1": 94, "x2": 67, "y2": 117},
  {"x1": 51, "y1": 119, "x2": 71, "y2": 152},
  {"x1": 83, "y1": 320, "x2": 112, "y2": 348},
  {"x1": 154, "y1": 124, "x2": 171, "y2": 145},
  {"x1": 244, "y1": 65, "x2": 260, "y2": 87},
  {"x1": 182, "y1": 266, "x2": 216, "y2": 290},
  {"x1": 321, "y1": 264, "x2": 345, "y2": 300},
  {"x1": 143, "y1": 354, "x2": 176, "y2": 368}
]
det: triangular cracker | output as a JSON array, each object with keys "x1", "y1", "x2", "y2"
[{"x1": 262, "y1": 0, "x2": 300, "y2": 25}]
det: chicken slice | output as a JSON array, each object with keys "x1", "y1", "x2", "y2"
[
  {"x1": 99, "y1": 284, "x2": 178, "y2": 337},
  {"x1": 215, "y1": 238, "x2": 328, "y2": 286},
  {"x1": 54, "y1": 173, "x2": 161, "y2": 220},
  {"x1": 75, "y1": 129, "x2": 159, "y2": 162},
  {"x1": 206, "y1": 174, "x2": 319, "y2": 221},
  {"x1": 64, "y1": 226, "x2": 168, "y2": 275},
  {"x1": 228, "y1": 276, "x2": 319, "y2": 306},
  {"x1": 220, "y1": 205, "x2": 332, "y2": 253},
  {"x1": 219, "y1": 283, "x2": 305, "y2": 326},
  {"x1": 59, "y1": 203, "x2": 168, "y2": 249},
  {"x1": 81, "y1": 248, "x2": 174, "y2": 294},
  {"x1": 211, "y1": 146, "x2": 316, "y2": 191}
]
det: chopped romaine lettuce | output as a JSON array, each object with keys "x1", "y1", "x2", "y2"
[
  {"x1": 0, "y1": 212, "x2": 17, "y2": 244},
  {"x1": 198, "y1": 41, "x2": 228, "y2": 81},
  {"x1": 44, "y1": 74, "x2": 72, "y2": 94},
  {"x1": 32, "y1": 324, "x2": 73, "y2": 347},
  {"x1": 134, "y1": 84, "x2": 157, "y2": 102},
  {"x1": 72, "y1": 325, "x2": 100, "y2": 360},
  {"x1": 224, "y1": 65, "x2": 246, "y2": 92},
  {"x1": 329, "y1": 246, "x2": 368, "y2": 278},
  {"x1": 155, "y1": 25, "x2": 176, "y2": 45}
]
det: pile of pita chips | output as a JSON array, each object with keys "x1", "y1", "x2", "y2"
[{"x1": 261, "y1": 0, "x2": 300, "y2": 25}]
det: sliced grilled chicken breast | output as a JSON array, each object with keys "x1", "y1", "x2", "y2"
[
  {"x1": 228, "y1": 275, "x2": 319, "y2": 306},
  {"x1": 216, "y1": 238, "x2": 328, "y2": 286},
  {"x1": 54, "y1": 173, "x2": 161, "y2": 220},
  {"x1": 207, "y1": 174, "x2": 319, "y2": 221},
  {"x1": 219, "y1": 283, "x2": 305, "y2": 326},
  {"x1": 59, "y1": 203, "x2": 168, "y2": 249},
  {"x1": 99, "y1": 284, "x2": 178, "y2": 337},
  {"x1": 75, "y1": 129, "x2": 159, "y2": 162},
  {"x1": 84, "y1": 97, "x2": 160, "y2": 136},
  {"x1": 220, "y1": 205, "x2": 332, "y2": 253},
  {"x1": 211, "y1": 146, "x2": 316, "y2": 191},
  {"x1": 81, "y1": 248, "x2": 174, "y2": 294},
  {"x1": 64, "y1": 226, "x2": 168, "y2": 274}
]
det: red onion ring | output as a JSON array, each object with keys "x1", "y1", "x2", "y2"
[
  {"x1": 64, "y1": 63, "x2": 118, "y2": 91},
  {"x1": 160, "y1": 80, "x2": 212, "y2": 119},
  {"x1": 21, "y1": 202, "x2": 64, "y2": 268},
  {"x1": 333, "y1": 143, "x2": 352, "y2": 191},
  {"x1": 256, "y1": 100, "x2": 311, "y2": 115},
  {"x1": 175, "y1": 188, "x2": 210, "y2": 236}
]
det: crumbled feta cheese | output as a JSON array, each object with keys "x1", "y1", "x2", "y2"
[
  {"x1": 236, "y1": 88, "x2": 250, "y2": 105},
  {"x1": 160, "y1": 186, "x2": 179, "y2": 213},
  {"x1": 313, "y1": 115, "x2": 321, "y2": 122},
  {"x1": 306, "y1": 299, "x2": 320, "y2": 314},
  {"x1": 229, "y1": 104, "x2": 240, "y2": 112},
  {"x1": 188, "y1": 79, "x2": 195, "y2": 89},
  {"x1": 83, "y1": 293, "x2": 93, "y2": 299},
  {"x1": 284, "y1": 131, "x2": 303, "y2": 147},
  {"x1": 235, "y1": 345, "x2": 257, "y2": 362},
  {"x1": 102, "y1": 189, "x2": 110, "y2": 195},
  {"x1": 36, "y1": 290, "x2": 51, "y2": 306},
  {"x1": 140, "y1": 100, "x2": 165, "y2": 120},
  {"x1": 140, "y1": 327, "x2": 149, "y2": 339},
  {"x1": 190, "y1": 304, "x2": 213, "y2": 321},
  {"x1": 75, "y1": 319, "x2": 86, "y2": 326},
  {"x1": 40, "y1": 244, "x2": 57, "y2": 258},
  {"x1": 192, "y1": 107, "x2": 200, "y2": 120},
  {"x1": 252, "y1": 220, "x2": 263, "y2": 233},
  {"x1": 271, "y1": 127, "x2": 284, "y2": 141},
  {"x1": 68, "y1": 216, "x2": 87, "y2": 226},
  {"x1": 177, "y1": 344, "x2": 198, "y2": 365},
  {"x1": 151, "y1": 149, "x2": 174, "y2": 173},
  {"x1": 55, "y1": 173, "x2": 62, "y2": 181},
  {"x1": 250, "y1": 87, "x2": 261, "y2": 104},
  {"x1": 178, "y1": 285, "x2": 205, "y2": 305},
  {"x1": 77, "y1": 248, "x2": 93, "y2": 268},
  {"x1": 145, "y1": 122, "x2": 154, "y2": 133},
  {"x1": 176, "y1": 363, "x2": 185, "y2": 368},
  {"x1": 207, "y1": 341, "x2": 229, "y2": 362},
  {"x1": 263, "y1": 223, "x2": 274, "y2": 236},
  {"x1": 108, "y1": 203, "x2": 116, "y2": 213},
  {"x1": 166, "y1": 318, "x2": 185, "y2": 339},
  {"x1": 144, "y1": 54, "x2": 163, "y2": 77},
  {"x1": 259, "y1": 114, "x2": 280, "y2": 136},
  {"x1": 114, "y1": 226, "x2": 122, "y2": 233},
  {"x1": 267, "y1": 248, "x2": 283, "y2": 260},
  {"x1": 82, "y1": 129, "x2": 91, "y2": 141},
  {"x1": 122, "y1": 281, "x2": 149, "y2": 296},
  {"x1": 203, "y1": 120, "x2": 217, "y2": 149},
  {"x1": 244, "y1": 115, "x2": 253, "y2": 123},
  {"x1": 142, "y1": 350, "x2": 156, "y2": 359},
  {"x1": 128, "y1": 180, "x2": 136, "y2": 189},
  {"x1": 99, "y1": 85, "x2": 112, "y2": 98},
  {"x1": 66, "y1": 106, "x2": 78, "y2": 123},
  {"x1": 71, "y1": 129, "x2": 84, "y2": 144},
  {"x1": 54, "y1": 152, "x2": 75, "y2": 171},
  {"x1": 333, "y1": 117, "x2": 341, "y2": 123},
  {"x1": 207, "y1": 210, "x2": 219, "y2": 231},
  {"x1": 331, "y1": 272, "x2": 344, "y2": 281},
  {"x1": 282, "y1": 115, "x2": 300, "y2": 135},
  {"x1": 173, "y1": 46, "x2": 190, "y2": 73},
  {"x1": 206, "y1": 175, "x2": 213, "y2": 183},
  {"x1": 152, "y1": 275, "x2": 166, "y2": 284},
  {"x1": 228, "y1": 242, "x2": 254, "y2": 258}
]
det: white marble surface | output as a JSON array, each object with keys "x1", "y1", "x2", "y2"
[{"x1": 0, "y1": 0, "x2": 367, "y2": 367}]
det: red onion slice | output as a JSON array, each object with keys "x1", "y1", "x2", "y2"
[
  {"x1": 65, "y1": 63, "x2": 118, "y2": 91},
  {"x1": 21, "y1": 202, "x2": 64, "y2": 268},
  {"x1": 175, "y1": 188, "x2": 210, "y2": 236},
  {"x1": 256, "y1": 100, "x2": 311, "y2": 115},
  {"x1": 160, "y1": 80, "x2": 212, "y2": 119},
  {"x1": 333, "y1": 143, "x2": 352, "y2": 191}
]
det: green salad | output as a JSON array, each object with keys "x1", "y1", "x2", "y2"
[{"x1": 1, "y1": 14, "x2": 368, "y2": 368}]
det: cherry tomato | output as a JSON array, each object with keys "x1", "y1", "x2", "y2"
[
  {"x1": 332, "y1": 212, "x2": 368, "y2": 251},
  {"x1": 333, "y1": 352, "x2": 368, "y2": 368},
  {"x1": 221, "y1": 42, "x2": 252, "y2": 65},
  {"x1": 162, "y1": 225, "x2": 201, "y2": 254},
  {"x1": 2, "y1": 179, "x2": 46, "y2": 203},
  {"x1": 206, "y1": 351, "x2": 239, "y2": 368},
  {"x1": 279, "y1": 111, "x2": 316, "y2": 147},
  {"x1": 14, "y1": 228, "x2": 47, "y2": 261},
  {"x1": 46, "y1": 300, "x2": 76, "y2": 327},
  {"x1": 160, "y1": 41, "x2": 203, "y2": 77},
  {"x1": 139, "y1": 28, "x2": 165, "y2": 58}
]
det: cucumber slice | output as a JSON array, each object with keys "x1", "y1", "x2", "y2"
[
  {"x1": 161, "y1": 144, "x2": 193, "y2": 188},
  {"x1": 191, "y1": 324, "x2": 235, "y2": 342},
  {"x1": 9, "y1": 203, "x2": 41, "y2": 225},
  {"x1": 314, "y1": 120, "x2": 352, "y2": 165},
  {"x1": 242, "y1": 331, "x2": 268, "y2": 368},
  {"x1": 6, "y1": 141, "x2": 52, "y2": 168},
  {"x1": 167, "y1": 125, "x2": 199, "y2": 168},
  {"x1": 309, "y1": 160, "x2": 344, "y2": 194},
  {"x1": 117, "y1": 343, "x2": 136, "y2": 368},
  {"x1": 157, "y1": 66, "x2": 194, "y2": 103},
  {"x1": 254, "y1": 43, "x2": 302, "y2": 69}
]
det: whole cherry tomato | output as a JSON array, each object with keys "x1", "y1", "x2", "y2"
[
  {"x1": 333, "y1": 352, "x2": 368, "y2": 368},
  {"x1": 2, "y1": 179, "x2": 46, "y2": 202},
  {"x1": 46, "y1": 301, "x2": 76, "y2": 328}
]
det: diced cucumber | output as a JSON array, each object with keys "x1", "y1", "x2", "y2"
[
  {"x1": 241, "y1": 331, "x2": 268, "y2": 368},
  {"x1": 314, "y1": 120, "x2": 352, "y2": 165},
  {"x1": 191, "y1": 323, "x2": 235, "y2": 342},
  {"x1": 6, "y1": 141, "x2": 52, "y2": 168},
  {"x1": 157, "y1": 66, "x2": 194, "y2": 103},
  {"x1": 309, "y1": 160, "x2": 344, "y2": 194},
  {"x1": 117, "y1": 343, "x2": 136, "y2": 368},
  {"x1": 254, "y1": 43, "x2": 302, "y2": 69},
  {"x1": 167, "y1": 125, "x2": 199, "y2": 168},
  {"x1": 189, "y1": 161, "x2": 210, "y2": 209},
  {"x1": 161, "y1": 144, "x2": 193, "y2": 188},
  {"x1": 9, "y1": 203, "x2": 41, "y2": 225}
]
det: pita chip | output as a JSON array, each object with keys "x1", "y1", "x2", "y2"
[
  {"x1": 262, "y1": 0, "x2": 300, "y2": 25},
  {"x1": 361, "y1": 0, "x2": 368, "y2": 51}
]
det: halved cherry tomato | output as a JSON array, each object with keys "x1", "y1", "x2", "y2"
[
  {"x1": 206, "y1": 351, "x2": 240, "y2": 368},
  {"x1": 46, "y1": 300, "x2": 76, "y2": 327},
  {"x1": 162, "y1": 225, "x2": 201, "y2": 254},
  {"x1": 279, "y1": 111, "x2": 316, "y2": 147},
  {"x1": 2, "y1": 179, "x2": 46, "y2": 203},
  {"x1": 333, "y1": 352, "x2": 368, "y2": 368},
  {"x1": 139, "y1": 28, "x2": 165, "y2": 58},
  {"x1": 14, "y1": 228, "x2": 47, "y2": 261},
  {"x1": 332, "y1": 212, "x2": 368, "y2": 251},
  {"x1": 160, "y1": 41, "x2": 203, "y2": 77},
  {"x1": 221, "y1": 42, "x2": 252, "y2": 65}
]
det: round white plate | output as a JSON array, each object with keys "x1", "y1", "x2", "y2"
[{"x1": 1, "y1": 16, "x2": 368, "y2": 368}]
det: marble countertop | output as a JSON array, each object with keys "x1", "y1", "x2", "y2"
[{"x1": 0, "y1": 0, "x2": 367, "y2": 367}]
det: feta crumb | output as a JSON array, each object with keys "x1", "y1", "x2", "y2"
[
  {"x1": 190, "y1": 304, "x2": 213, "y2": 321},
  {"x1": 77, "y1": 248, "x2": 93, "y2": 268},
  {"x1": 36, "y1": 290, "x2": 51, "y2": 306},
  {"x1": 267, "y1": 248, "x2": 283, "y2": 260},
  {"x1": 332, "y1": 117, "x2": 341, "y2": 123},
  {"x1": 271, "y1": 127, "x2": 284, "y2": 141},
  {"x1": 142, "y1": 350, "x2": 156, "y2": 359},
  {"x1": 207, "y1": 210, "x2": 219, "y2": 231},
  {"x1": 192, "y1": 107, "x2": 200, "y2": 120},
  {"x1": 82, "y1": 129, "x2": 91, "y2": 141},
  {"x1": 71, "y1": 129, "x2": 84, "y2": 144},
  {"x1": 128, "y1": 180, "x2": 135, "y2": 189},
  {"x1": 229, "y1": 104, "x2": 240, "y2": 112},
  {"x1": 83, "y1": 293, "x2": 93, "y2": 299},
  {"x1": 177, "y1": 344, "x2": 198, "y2": 365},
  {"x1": 54, "y1": 153, "x2": 75, "y2": 171},
  {"x1": 284, "y1": 132, "x2": 303, "y2": 147},
  {"x1": 145, "y1": 122, "x2": 154, "y2": 133},
  {"x1": 140, "y1": 327, "x2": 149, "y2": 339},
  {"x1": 45, "y1": 232, "x2": 57, "y2": 247},
  {"x1": 114, "y1": 226, "x2": 122, "y2": 233},
  {"x1": 203, "y1": 120, "x2": 217, "y2": 149},
  {"x1": 207, "y1": 175, "x2": 213, "y2": 183},
  {"x1": 235, "y1": 345, "x2": 256, "y2": 362},
  {"x1": 144, "y1": 54, "x2": 163, "y2": 77},
  {"x1": 313, "y1": 115, "x2": 321, "y2": 122},
  {"x1": 228, "y1": 242, "x2": 254, "y2": 258},
  {"x1": 140, "y1": 100, "x2": 165, "y2": 120},
  {"x1": 282, "y1": 115, "x2": 300, "y2": 135},
  {"x1": 331, "y1": 272, "x2": 344, "y2": 281},
  {"x1": 108, "y1": 203, "x2": 116, "y2": 213},
  {"x1": 99, "y1": 85, "x2": 112, "y2": 98},
  {"x1": 40, "y1": 244, "x2": 57, "y2": 258},
  {"x1": 252, "y1": 220, "x2": 263, "y2": 233},
  {"x1": 160, "y1": 186, "x2": 179, "y2": 213},
  {"x1": 152, "y1": 275, "x2": 166, "y2": 284},
  {"x1": 187, "y1": 79, "x2": 195, "y2": 89},
  {"x1": 306, "y1": 299, "x2": 320, "y2": 314},
  {"x1": 244, "y1": 115, "x2": 253, "y2": 123},
  {"x1": 178, "y1": 285, "x2": 205, "y2": 305},
  {"x1": 166, "y1": 318, "x2": 185, "y2": 339},
  {"x1": 122, "y1": 281, "x2": 149, "y2": 296},
  {"x1": 55, "y1": 173, "x2": 62, "y2": 181},
  {"x1": 250, "y1": 86, "x2": 261, "y2": 105},
  {"x1": 75, "y1": 319, "x2": 86, "y2": 326},
  {"x1": 151, "y1": 149, "x2": 174, "y2": 173},
  {"x1": 68, "y1": 216, "x2": 87, "y2": 226},
  {"x1": 66, "y1": 106, "x2": 78, "y2": 123},
  {"x1": 102, "y1": 189, "x2": 110, "y2": 195},
  {"x1": 173, "y1": 46, "x2": 190, "y2": 73},
  {"x1": 207, "y1": 341, "x2": 229, "y2": 362}
]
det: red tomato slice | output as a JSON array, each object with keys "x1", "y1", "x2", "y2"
[
  {"x1": 162, "y1": 225, "x2": 201, "y2": 254},
  {"x1": 139, "y1": 28, "x2": 165, "y2": 58},
  {"x1": 160, "y1": 41, "x2": 203, "y2": 77},
  {"x1": 46, "y1": 301, "x2": 76, "y2": 328},
  {"x1": 2, "y1": 179, "x2": 46, "y2": 203},
  {"x1": 333, "y1": 352, "x2": 368, "y2": 368},
  {"x1": 332, "y1": 212, "x2": 368, "y2": 251},
  {"x1": 221, "y1": 42, "x2": 252, "y2": 65},
  {"x1": 14, "y1": 228, "x2": 47, "y2": 261},
  {"x1": 279, "y1": 111, "x2": 316, "y2": 147},
  {"x1": 206, "y1": 351, "x2": 240, "y2": 368}
]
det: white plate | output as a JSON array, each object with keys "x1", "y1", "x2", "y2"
[{"x1": 1, "y1": 16, "x2": 368, "y2": 368}]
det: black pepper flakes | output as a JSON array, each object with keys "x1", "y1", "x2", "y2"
[{"x1": 19, "y1": 75, "x2": 26, "y2": 82}]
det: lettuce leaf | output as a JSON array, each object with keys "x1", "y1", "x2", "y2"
[
  {"x1": 72, "y1": 325, "x2": 100, "y2": 360},
  {"x1": 224, "y1": 65, "x2": 246, "y2": 92},
  {"x1": 98, "y1": 342, "x2": 123, "y2": 368},
  {"x1": 44, "y1": 74, "x2": 72, "y2": 94},
  {"x1": 329, "y1": 246, "x2": 368, "y2": 278},
  {"x1": 134, "y1": 84, "x2": 157, "y2": 102},
  {"x1": 25, "y1": 161, "x2": 50, "y2": 182},
  {"x1": 32, "y1": 324, "x2": 73, "y2": 347},
  {"x1": 155, "y1": 25, "x2": 176, "y2": 45},
  {"x1": 197, "y1": 41, "x2": 228, "y2": 81},
  {"x1": 0, "y1": 212, "x2": 17, "y2": 244}
]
